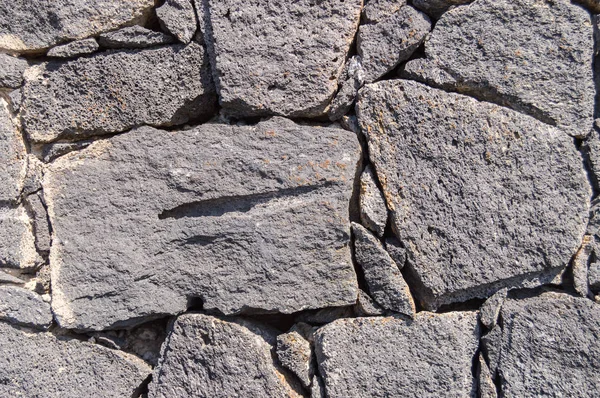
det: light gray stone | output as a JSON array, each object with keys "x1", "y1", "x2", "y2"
[
  {"x1": 47, "y1": 38, "x2": 99, "y2": 58},
  {"x1": 0, "y1": 205, "x2": 42, "y2": 270},
  {"x1": 44, "y1": 117, "x2": 360, "y2": 331},
  {"x1": 0, "y1": 321, "x2": 150, "y2": 397},
  {"x1": 20, "y1": 43, "x2": 216, "y2": 143},
  {"x1": 478, "y1": 354, "x2": 498, "y2": 398},
  {"x1": 0, "y1": 98, "x2": 26, "y2": 203},
  {"x1": 199, "y1": 0, "x2": 362, "y2": 117},
  {"x1": 413, "y1": 0, "x2": 472, "y2": 19},
  {"x1": 409, "y1": 0, "x2": 595, "y2": 137},
  {"x1": 589, "y1": 262, "x2": 600, "y2": 293},
  {"x1": 384, "y1": 236, "x2": 405, "y2": 269},
  {"x1": 315, "y1": 312, "x2": 479, "y2": 397},
  {"x1": 148, "y1": 313, "x2": 302, "y2": 397},
  {"x1": 0, "y1": 285, "x2": 52, "y2": 329},
  {"x1": 157, "y1": 0, "x2": 197, "y2": 44},
  {"x1": 359, "y1": 165, "x2": 387, "y2": 237},
  {"x1": 0, "y1": 0, "x2": 154, "y2": 54},
  {"x1": 572, "y1": 235, "x2": 594, "y2": 297},
  {"x1": 354, "y1": 289, "x2": 385, "y2": 316},
  {"x1": 362, "y1": 0, "x2": 407, "y2": 23},
  {"x1": 0, "y1": 269, "x2": 25, "y2": 284},
  {"x1": 0, "y1": 53, "x2": 28, "y2": 88},
  {"x1": 276, "y1": 327, "x2": 315, "y2": 389},
  {"x1": 311, "y1": 375, "x2": 325, "y2": 398},
  {"x1": 479, "y1": 288, "x2": 507, "y2": 330},
  {"x1": 357, "y1": 80, "x2": 589, "y2": 310},
  {"x1": 357, "y1": 6, "x2": 431, "y2": 83},
  {"x1": 352, "y1": 223, "x2": 414, "y2": 317},
  {"x1": 98, "y1": 26, "x2": 176, "y2": 49},
  {"x1": 328, "y1": 56, "x2": 364, "y2": 121}
]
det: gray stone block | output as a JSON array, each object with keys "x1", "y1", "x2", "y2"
[
  {"x1": 0, "y1": 98, "x2": 26, "y2": 203},
  {"x1": 98, "y1": 26, "x2": 176, "y2": 49},
  {"x1": 0, "y1": 285, "x2": 52, "y2": 329},
  {"x1": 362, "y1": 0, "x2": 407, "y2": 23},
  {"x1": 276, "y1": 326, "x2": 315, "y2": 389},
  {"x1": 157, "y1": 0, "x2": 197, "y2": 44},
  {"x1": 0, "y1": 205, "x2": 42, "y2": 270},
  {"x1": 412, "y1": 0, "x2": 472, "y2": 19},
  {"x1": 359, "y1": 165, "x2": 387, "y2": 237},
  {"x1": 47, "y1": 38, "x2": 99, "y2": 58},
  {"x1": 0, "y1": 53, "x2": 28, "y2": 88}
]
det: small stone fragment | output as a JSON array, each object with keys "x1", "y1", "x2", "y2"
[
  {"x1": 21, "y1": 43, "x2": 216, "y2": 143},
  {"x1": 41, "y1": 140, "x2": 94, "y2": 163},
  {"x1": 362, "y1": 0, "x2": 407, "y2": 23},
  {"x1": 47, "y1": 38, "x2": 99, "y2": 58},
  {"x1": 276, "y1": 328, "x2": 315, "y2": 389},
  {"x1": 328, "y1": 56, "x2": 364, "y2": 121},
  {"x1": 0, "y1": 206, "x2": 42, "y2": 270},
  {"x1": 357, "y1": 6, "x2": 431, "y2": 83},
  {"x1": 311, "y1": 375, "x2": 325, "y2": 398},
  {"x1": 0, "y1": 53, "x2": 28, "y2": 89},
  {"x1": 413, "y1": 0, "x2": 472, "y2": 19},
  {"x1": 572, "y1": 235, "x2": 594, "y2": 297},
  {"x1": 479, "y1": 288, "x2": 507, "y2": 330},
  {"x1": 24, "y1": 192, "x2": 51, "y2": 255},
  {"x1": 352, "y1": 223, "x2": 415, "y2": 317},
  {"x1": 354, "y1": 289, "x2": 385, "y2": 316},
  {"x1": 384, "y1": 236, "x2": 406, "y2": 269},
  {"x1": 481, "y1": 326, "x2": 502, "y2": 377},
  {"x1": 478, "y1": 354, "x2": 498, "y2": 398},
  {"x1": 400, "y1": 57, "x2": 457, "y2": 88},
  {"x1": 315, "y1": 312, "x2": 479, "y2": 397},
  {"x1": 0, "y1": 269, "x2": 25, "y2": 284},
  {"x1": 157, "y1": 0, "x2": 197, "y2": 43},
  {"x1": 148, "y1": 314, "x2": 302, "y2": 397},
  {"x1": 0, "y1": 98, "x2": 26, "y2": 202},
  {"x1": 589, "y1": 262, "x2": 600, "y2": 293},
  {"x1": 98, "y1": 26, "x2": 176, "y2": 49},
  {"x1": 0, "y1": 285, "x2": 52, "y2": 329},
  {"x1": 359, "y1": 165, "x2": 387, "y2": 237}
]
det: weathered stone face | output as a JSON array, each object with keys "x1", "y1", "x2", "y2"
[
  {"x1": 412, "y1": 0, "x2": 472, "y2": 19},
  {"x1": 0, "y1": 285, "x2": 52, "y2": 329},
  {"x1": 0, "y1": 205, "x2": 42, "y2": 270},
  {"x1": 20, "y1": 43, "x2": 216, "y2": 143},
  {"x1": 357, "y1": 80, "x2": 589, "y2": 309},
  {"x1": 314, "y1": 312, "x2": 479, "y2": 397},
  {"x1": 46, "y1": 38, "x2": 99, "y2": 58},
  {"x1": 0, "y1": 54, "x2": 28, "y2": 89},
  {"x1": 97, "y1": 26, "x2": 176, "y2": 49},
  {"x1": 0, "y1": 99, "x2": 27, "y2": 203},
  {"x1": 45, "y1": 117, "x2": 360, "y2": 331},
  {"x1": 157, "y1": 0, "x2": 197, "y2": 44}
]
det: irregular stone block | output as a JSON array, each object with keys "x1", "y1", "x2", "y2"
[
  {"x1": 276, "y1": 326, "x2": 315, "y2": 389},
  {"x1": 352, "y1": 223, "x2": 414, "y2": 317},
  {"x1": 20, "y1": 43, "x2": 216, "y2": 143},
  {"x1": 384, "y1": 236, "x2": 405, "y2": 269},
  {"x1": 315, "y1": 312, "x2": 479, "y2": 397},
  {"x1": 0, "y1": 206, "x2": 42, "y2": 270},
  {"x1": 24, "y1": 192, "x2": 51, "y2": 255},
  {"x1": 98, "y1": 26, "x2": 176, "y2": 49},
  {"x1": 328, "y1": 56, "x2": 364, "y2": 121},
  {"x1": 408, "y1": 0, "x2": 595, "y2": 137},
  {"x1": 572, "y1": 235, "x2": 594, "y2": 297},
  {"x1": 148, "y1": 314, "x2": 302, "y2": 397},
  {"x1": 47, "y1": 38, "x2": 99, "y2": 58},
  {"x1": 357, "y1": 80, "x2": 589, "y2": 310},
  {"x1": 354, "y1": 289, "x2": 385, "y2": 316},
  {"x1": 478, "y1": 354, "x2": 498, "y2": 398},
  {"x1": 0, "y1": 53, "x2": 28, "y2": 89},
  {"x1": 44, "y1": 117, "x2": 360, "y2": 330},
  {"x1": 413, "y1": 0, "x2": 472, "y2": 19},
  {"x1": 0, "y1": 285, "x2": 52, "y2": 329},
  {"x1": 0, "y1": 0, "x2": 154, "y2": 54},
  {"x1": 362, "y1": 0, "x2": 407, "y2": 23},
  {"x1": 358, "y1": 5, "x2": 431, "y2": 83},
  {"x1": 479, "y1": 288, "x2": 507, "y2": 330},
  {"x1": 0, "y1": 98, "x2": 26, "y2": 203},
  {"x1": 157, "y1": 0, "x2": 197, "y2": 43},
  {"x1": 359, "y1": 165, "x2": 387, "y2": 237},
  {"x1": 199, "y1": 0, "x2": 362, "y2": 117},
  {"x1": 0, "y1": 321, "x2": 150, "y2": 397}
]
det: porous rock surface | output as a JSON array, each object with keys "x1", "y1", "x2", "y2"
[
  {"x1": 97, "y1": 26, "x2": 176, "y2": 49},
  {"x1": 47, "y1": 38, "x2": 99, "y2": 58},
  {"x1": 0, "y1": 285, "x2": 52, "y2": 329},
  {"x1": 0, "y1": 98, "x2": 27, "y2": 202}
]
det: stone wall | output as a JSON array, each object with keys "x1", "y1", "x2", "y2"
[{"x1": 1, "y1": 0, "x2": 599, "y2": 396}]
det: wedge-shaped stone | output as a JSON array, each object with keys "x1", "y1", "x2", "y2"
[
  {"x1": 0, "y1": 205, "x2": 42, "y2": 270},
  {"x1": 199, "y1": 0, "x2": 362, "y2": 117},
  {"x1": 149, "y1": 314, "x2": 302, "y2": 397},
  {"x1": 0, "y1": 321, "x2": 150, "y2": 397},
  {"x1": 47, "y1": 38, "x2": 99, "y2": 58},
  {"x1": 357, "y1": 80, "x2": 589, "y2": 309},
  {"x1": 487, "y1": 292, "x2": 600, "y2": 397},
  {"x1": 315, "y1": 312, "x2": 479, "y2": 397},
  {"x1": 45, "y1": 117, "x2": 360, "y2": 331},
  {"x1": 406, "y1": 0, "x2": 594, "y2": 137},
  {"x1": 20, "y1": 43, "x2": 216, "y2": 143},
  {"x1": 157, "y1": 0, "x2": 197, "y2": 43},
  {"x1": 97, "y1": 26, "x2": 176, "y2": 49},
  {"x1": 0, "y1": 99, "x2": 26, "y2": 203},
  {"x1": 0, "y1": 0, "x2": 154, "y2": 54}
]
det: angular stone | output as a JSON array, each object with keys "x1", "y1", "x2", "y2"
[
  {"x1": 0, "y1": 53, "x2": 28, "y2": 89},
  {"x1": 491, "y1": 292, "x2": 600, "y2": 396},
  {"x1": 0, "y1": 0, "x2": 154, "y2": 54},
  {"x1": 98, "y1": 26, "x2": 176, "y2": 49},
  {"x1": 47, "y1": 38, "x2": 99, "y2": 58},
  {"x1": 479, "y1": 288, "x2": 507, "y2": 330},
  {"x1": 589, "y1": 262, "x2": 600, "y2": 293},
  {"x1": 478, "y1": 354, "x2": 498, "y2": 398},
  {"x1": 357, "y1": 80, "x2": 589, "y2": 309},
  {"x1": 384, "y1": 236, "x2": 405, "y2": 269},
  {"x1": 572, "y1": 235, "x2": 594, "y2": 297},
  {"x1": 354, "y1": 289, "x2": 385, "y2": 316},
  {"x1": 311, "y1": 375, "x2": 325, "y2": 398},
  {"x1": 199, "y1": 0, "x2": 362, "y2": 117},
  {"x1": 359, "y1": 165, "x2": 387, "y2": 237},
  {"x1": 0, "y1": 98, "x2": 26, "y2": 202},
  {"x1": 148, "y1": 314, "x2": 302, "y2": 397},
  {"x1": 362, "y1": 0, "x2": 407, "y2": 23},
  {"x1": 20, "y1": 43, "x2": 216, "y2": 143},
  {"x1": 24, "y1": 192, "x2": 51, "y2": 255},
  {"x1": 276, "y1": 326, "x2": 315, "y2": 389},
  {"x1": 0, "y1": 205, "x2": 42, "y2": 270},
  {"x1": 315, "y1": 312, "x2": 479, "y2": 397},
  {"x1": 409, "y1": 0, "x2": 594, "y2": 137},
  {"x1": 157, "y1": 0, "x2": 197, "y2": 44},
  {"x1": 0, "y1": 269, "x2": 25, "y2": 284},
  {"x1": 0, "y1": 285, "x2": 52, "y2": 329},
  {"x1": 0, "y1": 321, "x2": 150, "y2": 397},
  {"x1": 357, "y1": 6, "x2": 430, "y2": 83},
  {"x1": 328, "y1": 56, "x2": 364, "y2": 121},
  {"x1": 413, "y1": 0, "x2": 472, "y2": 19},
  {"x1": 44, "y1": 117, "x2": 360, "y2": 331},
  {"x1": 352, "y1": 223, "x2": 414, "y2": 317}
]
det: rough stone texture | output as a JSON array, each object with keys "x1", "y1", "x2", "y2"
[
  {"x1": 276, "y1": 326, "x2": 315, "y2": 389},
  {"x1": 488, "y1": 292, "x2": 600, "y2": 397},
  {"x1": 480, "y1": 288, "x2": 507, "y2": 330},
  {"x1": 328, "y1": 56, "x2": 364, "y2": 121},
  {"x1": 354, "y1": 289, "x2": 385, "y2": 316},
  {"x1": 362, "y1": 0, "x2": 407, "y2": 23},
  {"x1": 0, "y1": 0, "x2": 154, "y2": 54},
  {"x1": 98, "y1": 26, "x2": 176, "y2": 49},
  {"x1": 0, "y1": 53, "x2": 28, "y2": 89},
  {"x1": 357, "y1": 80, "x2": 589, "y2": 310},
  {"x1": 315, "y1": 312, "x2": 479, "y2": 397},
  {"x1": 352, "y1": 223, "x2": 414, "y2": 317},
  {"x1": 572, "y1": 235, "x2": 594, "y2": 297},
  {"x1": 199, "y1": 0, "x2": 362, "y2": 118},
  {"x1": 20, "y1": 43, "x2": 216, "y2": 143},
  {"x1": 413, "y1": 0, "x2": 472, "y2": 19},
  {"x1": 311, "y1": 375, "x2": 325, "y2": 398},
  {"x1": 0, "y1": 285, "x2": 52, "y2": 329},
  {"x1": 0, "y1": 270, "x2": 25, "y2": 284},
  {"x1": 478, "y1": 354, "x2": 498, "y2": 398},
  {"x1": 384, "y1": 236, "x2": 405, "y2": 269},
  {"x1": 0, "y1": 321, "x2": 150, "y2": 397},
  {"x1": 295, "y1": 306, "x2": 355, "y2": 325},
  {"x1": 357, "y1": 6, "x2": 431, "y2": 83},
  {"x1": 24, "y1": 192, "x2": 52, "y2": 255},
  {"x1": 408, "y1": 0, "x2": 595, "y2": 137},
  {"x1": 47, "y1": 38, "x2": 99, "y2": 58},
  {"x1": 0, "y1": 98, "x2": 26, "y2": 203},
  {"x1": 589, "y1": 262, "x2": 600, "y2": 293},
  {"x1": 0, "y1": 205, "x2": 42, "y2": 270},
  {"x1": 149, "y1": 313, "x2": 302, "y2": 397},
  {"x1": 44, "y1": 117, "x2": 360, "y2": 331},
  {"x1": 359, "y1": 165, "x2": 387, "y2": 237},
  {"x1": 157, "y1": 0, "x2": 197, "y2": 44}
]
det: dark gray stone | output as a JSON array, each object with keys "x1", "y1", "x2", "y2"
[
  {"x1": 0, "y1": 98, "x2": 26, "y2": 202},
  {"x1": 328, "y1": 56, "x2": 364, "y2": 121},
  {"x1": 0, "y1": 205, "x2": 42, "y2": 270},
  {"x1": 413, "y1": 0, "x2": 472, "y2": 19},
  {"x1": 157, "y1": 0, "x2": 197, "y2": 44},
  {"x1": 148, "y1": 313, "x2": 303, "y2": 397},
  {"x1": 408, "y1": 0, "x2": 595, "y2": 137},
  {"x1": 276, "y1": 326, "x2": 315, "y2": 389},
  {"x1": 357, "y1": 80, "x2": 589, "y2": 310},
  {"x1": 44, "y1": 117, "x2": 360, "y2": 331},
  {"x1": 574, "y1": 0, "x2": 600, "y2": 13},
  {"x1": 47, "y1": 38, "x2": 99, "y2": 58},
  {"x1": 295, "y1": 306, "x2": 355, "y2": 325},
  {"x1": 357, "y1": 6, "x2": 431, "y2": 83},
  {"x1": 479, "y1": 288, "x2": 507, "y2": 330},
  {"x1": 315, "y1": 312, "x2": 479, "y2": 397},
  {"x1": 0, "y1": 53, "x2": 28, "y2": 88},
  {"x1": 352, "y1": 223, "x2": 414, "y2": 317},
  {"x1": 362, "y1": 0, "x2": 407, "y2": 23},
  {"x1": 24, "y1": 192, "x2": 51, "y2": 255},
  {"x1": 41, "y1": 140, "x2": 94, "y2": 163},
  {"x1": 384, "y1": 236, "x2": 405, "y2": 270},
  {"x1": 0, "y1": 321, "x2": 151, "y2": 397},
  {"x1": 21, "y1": 43, "x2": 216, "y2": 143},
  {"x1": 478, "y1": 353, "x2": 498, "y2": 398},
  {"x1": 481, "y1": 326, "x2": 502, "y2": 378},
  {"x1": 359, "y1": 165, "x2": 387, "y2": 237},
  {"x1": 589, "y1": 262, "x2": 600, "y2": 293},
  {"x1": 0, "y1": 285, "x2": 52, "y2": 329},
  {"x1": 199, "y1": 0, "x2": 362, "y2": 117},
  {"x1": 0, "y1": 0, "x2": 154, "y2": 54},
  {"x1": 98, "y1": 26, "x2": 176, "y2": 49},
  {"x1": 354, "y1": 289, "x2": 385, "y2": 316}
]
